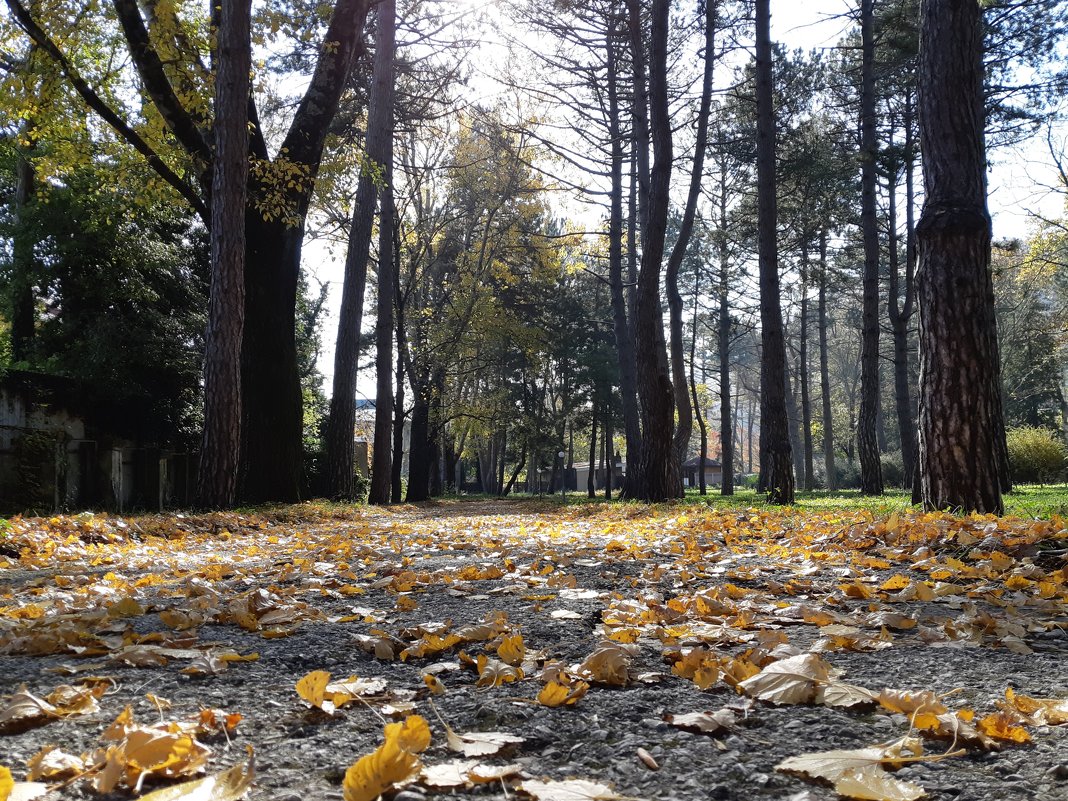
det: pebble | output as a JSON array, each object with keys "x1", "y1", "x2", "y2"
[
  {"x1": 1046, "y1": 764, "x2": 1068, "y2": 781},
  {"x1": 392, "y1": 792, "x2": 426, "y2": 801}
]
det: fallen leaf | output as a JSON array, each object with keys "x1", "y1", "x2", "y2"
[
  {"x1": 664, "y1": 708, "x2": 737, "y2": 735},
  {"x1": 295, "y1": 670, "x2": 334, "y2": 712},
  {"x1": 446, "y1": 728, "x2": 524, "y2": 757},
  {"x1": 342, "y1": 716, "x2": 431, "y2": 801},
  {"x1": 776, "y1": 739, "x2": 934, "y2": 801},
  {"x1": 518, "y1": 778, "x2": 622, "y2": 801},
  {"x1": 134, "y1": 748, "x2": 255, "y2": 800}
]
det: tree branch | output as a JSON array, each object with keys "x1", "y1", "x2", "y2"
[{"x1": 3, "y1": 0, "x2": 208, "y2": 222}]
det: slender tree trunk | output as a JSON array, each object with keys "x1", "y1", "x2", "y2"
[
  {"x1": 818, "y1": 230, "x2": 836, "y2": 490},
  {"x1": 390, "y1": 346, "x2": 404, "y2": 503},
  {"x1": 754, "y1": 0, "x2": 794, "y2": 504},
  {"x1": 198, "y1": 0, "x2": 251, "y2": 508},
  {"x1": 631, "y1": 0, "x2": 680, "y2": 501},
  {"x1": 588, "y1": 406, "x2": 598, "y2": 498},
  {"x1": 605, "y1": 19, "x2": 642, "y2": 498},
  {"x1": 407, "y1": 384, "x2": 430, "y2": 502},
  {"x1": 858, "y1": 0, "x2": 884, "y2": 495},
  {"x1": 325, "y1": 0, "x2": 395, "y2": 500},
  {"x1": 690, "y1": 282, "x2": 709, "y2": 496},
  {"x1": 716, "y1": 166, "x2": 734, "y2": 495},
  {"x1": 916, "y1": 0, "x2": 1008, "y2": 514},
  {"x1": 11, "y1": 141, "x2": 37, "y2": 362},
  {"x1": 799, "y1": 249, "x2": 814, "y2": 490},
  {"x1": 604, "y1": 407, "x2": 614, "y2": 499},
  {"x1": 785, "y1": 352, "x2": 805, "y2": 484},
  {"x1": 666, "y1": 0, "x2": 715, "y2": 472},
  {"x1": 503, "y1": 446, "x2": 525, "y2": 496}
]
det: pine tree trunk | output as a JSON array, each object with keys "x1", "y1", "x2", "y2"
[
  {"x1": 198, "y1": 0, "x2": 251, "y2": 508},
  {"x1": 858, "y1": 0, "x2": 883, "y2": 496},
  {"x1": 588, "y1": 408, "x2": 598, "y2": 498},
  {"x1": 818, "y1": 230, "x2": 836, "y2": 490},
  {"x1": 717, "y1": 166, "x2": 734, "y2": 496},
  {"x1": 916, "y1": 0, "x2": 1008, "y2": 514},
  {"x1": 390, "y1": 348, "x2": 404, "y2": 503},
  {"x1": 368, "y1": 193, "x2": 396, "y2": 502},
  {"x1": 799, "y1": 250, "x2": 814, "y2": 491},
  {"x1": 631, "y1": 0, "x2": 680, "y2": 501},
  {"x1": 407, "y1": 384, "x2": 430, "y2": 502},
  {"x1": 605, "y1": 19, "x2": 642, "y2": 498},
  {"x1": 325, "y1": 0, "x2": 395, "y2": 500},
  {"x1": 755, "y1": 0, "x2": 794, "y2": 504}
]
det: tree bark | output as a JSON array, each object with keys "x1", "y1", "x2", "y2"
[
  {"x1": 588, "y1": 406, "x2": 598, "y2": 498},
  {"x1": 818, "y1": 230, "x2": 836, "y2": 490},
  {"x1": 716, "y1": 160, "x2": 734, "y2": 495},
  {"x1": 888, "y1": 92, "x2": 918, "y2": 486},
  {"x1": 916, "y1": 0, "x2": 1009, "y2": 514},
  {"x1": 858, "y1": 0, "x2": 884, "y2": 496},
  {"x1": 755, "y1": 0, "x2": 794, "y2": 504},
  {"x1": 197, "y1": 0, "x2": 251, "y2": 508},
  {"x1": 369, "y1": 158, "x2": 396, "y2": 501},
  {"x1": 604, "y1": 17, "x2": 642, "y2": 499},
  {"x1": 799, "y1": 249, "x2": 815, "y2": 491},
  {"x1": 666, "y1": 0, "x2": 715, "y2": 473},
  {"x1": 325, "y1": 0, "x2": 396, "y2": 500},
  {"x1": 630, "y1": 0, "x2": 680, "y2": 501}
]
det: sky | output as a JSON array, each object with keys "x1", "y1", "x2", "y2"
[{"x1": 307, "y1": 1, "x2": 1067, "y2": 396}]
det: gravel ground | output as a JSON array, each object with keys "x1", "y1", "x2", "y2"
[{"x1": 1, "y1": 499, "x2": 1066, "y2": 801}]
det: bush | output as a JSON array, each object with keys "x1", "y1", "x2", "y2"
[
  {"x1": 1006, "y1": 427, "x2": 1068, "y2": 484},
  {"x1": 881, "y1": 450, "x2": 906, "y2": 488}
]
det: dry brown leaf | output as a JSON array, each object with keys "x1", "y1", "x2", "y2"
[
  {"x1": 475, "y1": 655, "x2": 524, "y2": 688},
  {"x1": 738, "y1": 653, "x2": 830, "y2": 705},
  {"x1": 25, "y1": 746, "x2": 86, "y2": 780},
  {"x1": 664, "y1": 708, "x2": 737, "y2": 735},
  {"x1": 445, "y1": 728, "x2": 524, "y2": 757},
  {"x1": 776, "y1": 739, "x2": 933, "y2": 801},
  {"x1": 575, "y1": 643, "x2": 633, "y2": 686},
  {"x1": 0, "y1": 691, "x2": 58, "y2": 733},
  {"x1": 518, "y1": 778, "x2": 622, "y2": 801}
]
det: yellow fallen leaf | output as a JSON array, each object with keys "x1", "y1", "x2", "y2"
[
  {"x1": 1002, "y1": 687, "x2": 1068, "y2": 726},
  {"x1": 423, "y1": 674, "x2": 446, "y2": 696},
  {"x1": 343, "y1": 716, "x2": 430, "y2": 801},
  {"x1": 977, "y1": 711, "x2": 1031, "y2": 743},
  {"x1": 107, "y1": 597, "x2": 146, "y2": 618},
  {"x1": 576, "y1": 643, "x2": 632, "y2": 686},
  {"x1": 498, "y1": 634, "x2": 526, "y2": 666},
  {"x1": 296, "y1": 670, "x2": 333, "y2": 711},
  {"x1": 26, "y1": 746, "x2": 86, "y2": 780},
  {"x1": 0, "y1": 767, "x2": 11, "y2": 801}
]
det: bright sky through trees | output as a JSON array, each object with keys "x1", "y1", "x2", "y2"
[{"x1": 308, "y1": 0, "x2": 1065, "y2": 393}]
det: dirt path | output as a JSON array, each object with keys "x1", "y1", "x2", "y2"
[{"x1": 0, "y1": 500, "x2": 1066, "y2": 801}]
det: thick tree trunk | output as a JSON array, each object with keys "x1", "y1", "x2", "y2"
[
  {"x1": 605, "y1": 20, "x2": 642, "y2": 498},
  {"x1": 858, "y1": 0, "x2": 883, "y2": 496},
  {"x1": 916, "y1": 0, "x2": 1009, "y2": 514},
  {"x1": 716, "y1": 166, "x2": 734, "y2": 496},
  {"x1": 631, "y1": 0, "x2": 680, "y2": 501},
  {"x1": 198, "y1": 0, "x2": 251, "y2": 508},
  {"x1": 407, "y1": 386, "x2": 430, "y2": 502},
  {"x1": 755, "y1": 0, "x2": 794, "y2": 504}
]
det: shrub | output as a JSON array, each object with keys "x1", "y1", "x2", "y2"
[
  {"x1": 881, "y1": 450, "x2": 906, "y2": 488},
  {"x1": 1006, "y1": 426, "x2": 1068, "y2": 484}
]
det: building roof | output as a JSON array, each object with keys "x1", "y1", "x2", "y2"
[{"x1": 682, "y1": 456, "x2": 723, "y2": 469}]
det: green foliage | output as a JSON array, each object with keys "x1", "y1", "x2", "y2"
[
  {"x1": 1006, "y1": 426, "x2": 1068, "y2": 484},
  {"x1": 0, "y1": 166, "x2": 208, "y2": 446}
]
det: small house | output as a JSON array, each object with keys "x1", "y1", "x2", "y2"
[{"x1": 682, "y1": 456, "x2": 722, "y2": 488}]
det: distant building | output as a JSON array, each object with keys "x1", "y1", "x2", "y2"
[{"x1": 681, "y1": 455, "x2": 722, "y2": 488}]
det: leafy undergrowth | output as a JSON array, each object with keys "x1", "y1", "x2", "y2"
[{"x1": 0, "y1": 500, "x2": 1066, "y2": 801}]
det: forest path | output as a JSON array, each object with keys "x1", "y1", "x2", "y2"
[{"x1": 0, "y1": 500, "x2": 1066, "y2": 801}]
